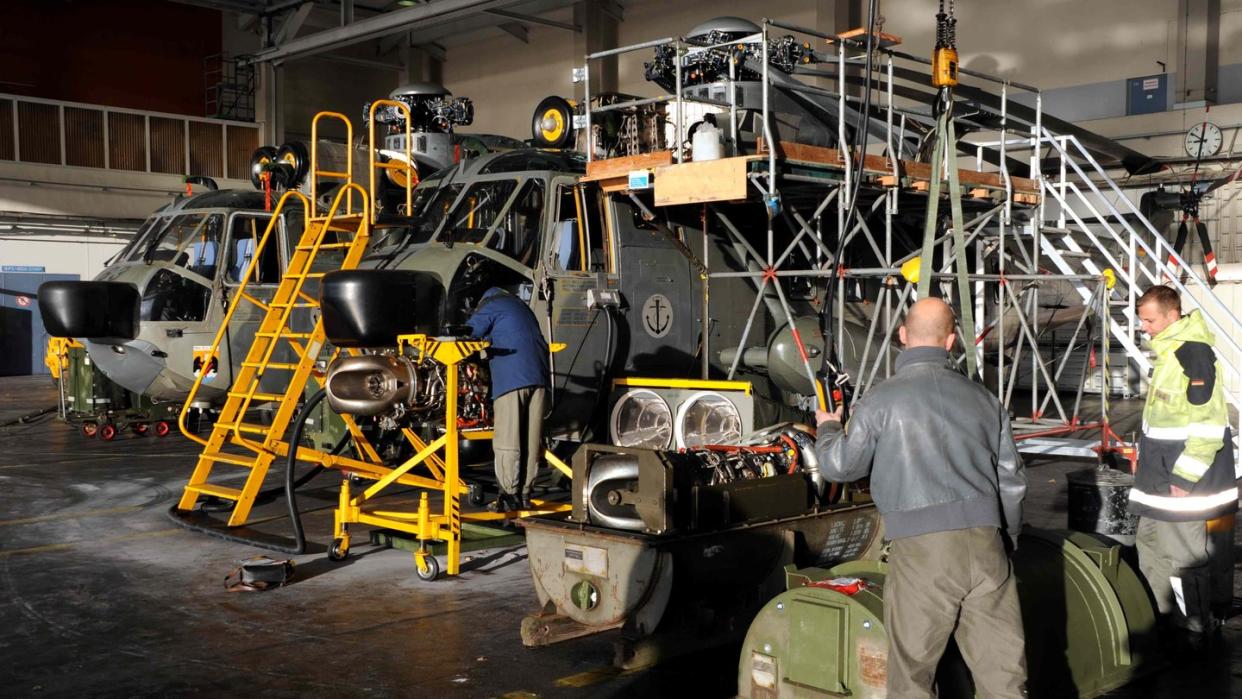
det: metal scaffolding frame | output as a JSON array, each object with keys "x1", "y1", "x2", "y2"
[{"x1": 578, "y1": 18, "x2": 1242, "y2": 458}]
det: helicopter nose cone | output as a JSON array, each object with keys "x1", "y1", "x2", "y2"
[
  {"x1": 38, "y1": 281, "x2": 139, "y2": 341},
  {"x1": 83, "y1": 339, "x2": 166, "y2": 397}
]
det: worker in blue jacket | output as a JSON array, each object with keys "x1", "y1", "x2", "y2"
[{"x1": 467, "y1": 287, "x2": 550, "y2": 512}]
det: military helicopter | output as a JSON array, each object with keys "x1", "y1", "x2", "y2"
[{"x1": 38, "y1": 84, "x2": 520, "y2": 410}]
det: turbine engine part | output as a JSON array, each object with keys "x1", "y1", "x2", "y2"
[
  {"x1": 643, "y1": 17, "x2": 815, "y2": 92},
  {"x1": 325, "y1": 354, "x2": 418, "y2": 416},
  {"x1": 608, "y1": 388, "x2": 673, "y2": 449},
  {"x1": 577, "y1": 424, "x2": 826, "y2": 533},
  {"x1": 365, "y1": 83, "x2": 474, "y2": 133}
]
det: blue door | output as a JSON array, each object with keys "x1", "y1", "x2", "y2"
[{"x1": 0, "y1": 271, "x2": 79, "y2": 376}]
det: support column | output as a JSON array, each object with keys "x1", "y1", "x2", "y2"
[
  {"x1": 402, "y1": 39, "x2": 444, "y2": 86},
  {"x1": 1176, "y1": 0, "x2": 1220, "y2": 106},
  {"x1": 573, "y1": 0, "x2": 618, "y2": 99},
  {"x1": 255, "y1": 61, "x2": 284, "y2": 145}
]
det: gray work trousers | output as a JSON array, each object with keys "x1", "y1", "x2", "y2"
[
  {"x1": 885, "y1": 527, "x2": 1027, "y2": 698},
  {"x1": 1137, "y1": 516, "x2": 1212, "y2": 633},
  {"x1": 493, "y1": 386, "x2": 547, "y2": 497}
]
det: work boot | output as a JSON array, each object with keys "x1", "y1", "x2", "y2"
[{"x1": 488, "y1": 493, "x2": 518, "y2": 513}]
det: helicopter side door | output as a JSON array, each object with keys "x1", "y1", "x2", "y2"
[
  {"x1": 218, "y1": 211, "x2": 290, "y2": 395},
  {"x1": 533, "y1": 177, "x2": 621, "y2": 441}
]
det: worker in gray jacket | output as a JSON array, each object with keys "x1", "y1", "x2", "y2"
[{"x1": 815, "y1": 297, "x2": 1028, "y2": 698}]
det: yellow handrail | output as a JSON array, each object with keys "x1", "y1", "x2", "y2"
[
  {"x1": 310, "y1": 111, "x2": 354, "y2": 215},
  {"x1": 367, "y1": 98, "x2": 415, "y2": 224}
]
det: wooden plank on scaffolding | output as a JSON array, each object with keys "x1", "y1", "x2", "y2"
[
  {"x1": 653, "y1": 156, "x2": 752, "y2": 206},
  {"x1": 760, "y1": 137, "x2": 1039, "y2": 196},
  {"x1": 581, "y1": 150, "x2": 673, "y2": 183}
]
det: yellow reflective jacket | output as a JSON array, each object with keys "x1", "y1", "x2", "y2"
[{"x1": 1132, "y1": 310, "x2": 1237, "y2": 521}]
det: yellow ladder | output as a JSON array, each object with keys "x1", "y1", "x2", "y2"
[{"x1": 176, "y1": 112, "x2": 380, "y2": 526}]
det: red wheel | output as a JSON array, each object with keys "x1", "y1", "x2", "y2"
[
  {"x1": 81, "y1": 423, "x2": 98, "y2": 438},
  {"x1": 154, "y1": 421, "x2": 171, "y2": 437},
  {"x1": 132, "y1": 422, "x2": 149, "y2": 435},
  {"x1": 99, "y1": 424, "x2": 117, "y2": 441}
]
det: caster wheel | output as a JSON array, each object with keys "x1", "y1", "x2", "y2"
[
  {"x1": 415, "y1": 553, "x2": 440, "y2": 581},
  {"x1": 132, "y1": 422, "x2": 149, "y2": 435},
  {"x1": 467, "y1": 482, "x2": 485, "y2": 507},
  {"x1": 99, "y1": 423, "x2": 117, "y2": 441},
  {"x1": 81, "y1": 423, "x2": 98, "y2": 438},
  {"x1": 328, "y1": 538, "x2": 349, "y2": 561},
  {"x1": 154, "y1": 421, "x2": 171, "y2": 437}
]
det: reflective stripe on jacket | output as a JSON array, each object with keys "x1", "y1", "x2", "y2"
[{"x1": 1131, "y1": 309, "x2": 1238, "y2": 521}]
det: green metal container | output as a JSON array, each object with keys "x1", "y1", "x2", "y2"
[{"x1": 738, "y1": 528, "x2": 1160, "y2": 698}]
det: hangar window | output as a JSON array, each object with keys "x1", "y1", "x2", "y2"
[
  {"x1": 226, "y1": 214, "x2": 282, "y2": 284},
  {"x1": 551, "y1": 184, "x2": 609, "y2": 273}
]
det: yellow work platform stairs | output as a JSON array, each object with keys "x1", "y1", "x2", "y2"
[{"x1": 174, "y1": 105, "x2": 417, "y2": 527}]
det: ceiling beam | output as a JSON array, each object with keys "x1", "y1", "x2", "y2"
[
  {"x1": 498, "y1": 21, "x2": 530, "y2": 43},
  {"x1": 485, "y1": 7, "x2": 578, "y2": 32},
  {"x1": 247, "y1": 0, "x2": 531, "y2": 65},
  {"x1": 597, "y1": 0, "x2": 623, "y2": 22},
  {"x1": 272, "y1": 2, "x2": 315, "y2": 45},
  {"x1": 415, "y1": 42, "x2": 448, "y2": 62}
]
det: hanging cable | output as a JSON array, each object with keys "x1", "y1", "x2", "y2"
[{"x1": 816, "y1": 0, "x2": 880, "y2": 418}]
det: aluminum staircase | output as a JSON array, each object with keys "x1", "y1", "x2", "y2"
[{"x1": 1031, "y1": 131, "x2": 1242, "y2": 429}]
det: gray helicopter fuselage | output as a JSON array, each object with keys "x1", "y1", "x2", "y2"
[{"x1": 83, "y1": 190, "x2": 300, "y2": 405}]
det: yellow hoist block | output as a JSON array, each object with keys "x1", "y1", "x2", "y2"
[{"x1": 932, "y1": 46, "x2": 959, "y2": 88}]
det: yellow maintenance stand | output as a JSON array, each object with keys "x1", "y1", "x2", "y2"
[{"x1": 329, "y1": 333, "x2": 572, "y2": 581}]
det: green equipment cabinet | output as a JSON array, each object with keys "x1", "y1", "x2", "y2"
[
  {"x1": 738, "y1": 529, "x2": 1160, "y2": 698},
  {"x1": 60, "y1": 344, "x2": 179, "y2": 439}
]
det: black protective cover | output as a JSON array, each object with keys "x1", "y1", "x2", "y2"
[
  {"x1": 320, "y1": 269, "x2": 442, "y2": 347},
  {"x1": 37, "y1": 281, "x2": 140, "y2": 340}
]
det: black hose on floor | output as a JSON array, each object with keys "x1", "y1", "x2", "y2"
[
  {"x1": 281, "y1": 387, "x2": 329, "y2": 554},
  {"x1": 0, "y1": 405, "x2": 57, "y2": 428},
  {"x1": 166, "y1": 388, "x2": 342, "y2": 554}
]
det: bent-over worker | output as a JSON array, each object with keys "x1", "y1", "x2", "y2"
[
  {"x1": 814, "y1": 297, "x2": 1028, "y2": 698},
  {"x1": 467, "y1": 286, "x2": 549, "y2": 513}
]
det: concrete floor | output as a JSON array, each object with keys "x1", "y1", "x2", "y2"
[{"x1": 2, "y1": 374, "x2": 1241, "y2": 697}]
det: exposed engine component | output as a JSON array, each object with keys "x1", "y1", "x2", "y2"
[
  {"x1": 608, "y1": 384, "x2": 753, "y2": 452},
  {"x1": 365, "y1": 83, "x2": 474, "y2": 133},
  {"x1": 531, "y1": 93, "x2": 666, "y2": 159},
  {"x1": 576, "y1": 423, "x2": 826, "y2": 534},
  {"x1": 324, "y1": 351, "x2": 491, "y2": 428},
  {"x1": 643, "y1": 17, "x2": 816, "y2": 92}
]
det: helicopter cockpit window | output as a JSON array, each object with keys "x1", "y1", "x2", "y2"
[
  {"x1": 114, "y1": 215, "x2": 166, "y2": 264},
  {"x1": 551, "y1": 184, "x2": 609, "y2": 273},
  {"x1": 140, "y1": 268, "x2": 210, "y2": 322},
  {"x1": 435, "y1": 179, "x2": 518, "y2": 246},
  {"x1": 226, "y1": 214, "x2": 282, "y2": 284},
  {"x1": 491, "y1": 179, "x2": 545, "y2": 268},
  {"x1": 138, "y1": 213, "x2": 223, "y2": 279}
]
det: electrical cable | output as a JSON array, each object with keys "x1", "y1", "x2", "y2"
[
  {"x1": 817, "y1": 0, "x2": 879, "y2": 414},
  {"x1": 0, "y1": 405, "x2": 58, "y2": 428}
]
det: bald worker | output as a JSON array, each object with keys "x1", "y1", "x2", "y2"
[{"x1": 815, "y1": 298, "x2": 1028, "y2": 698}]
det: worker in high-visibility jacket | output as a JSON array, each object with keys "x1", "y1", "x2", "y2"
[{"x1": 1131, "y1": 285, "x2": 1238, "y2": 641}]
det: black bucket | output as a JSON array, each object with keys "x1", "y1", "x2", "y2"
[{"x1": 1067, "y1": 468, "x2": 1138, "y2": 544}]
